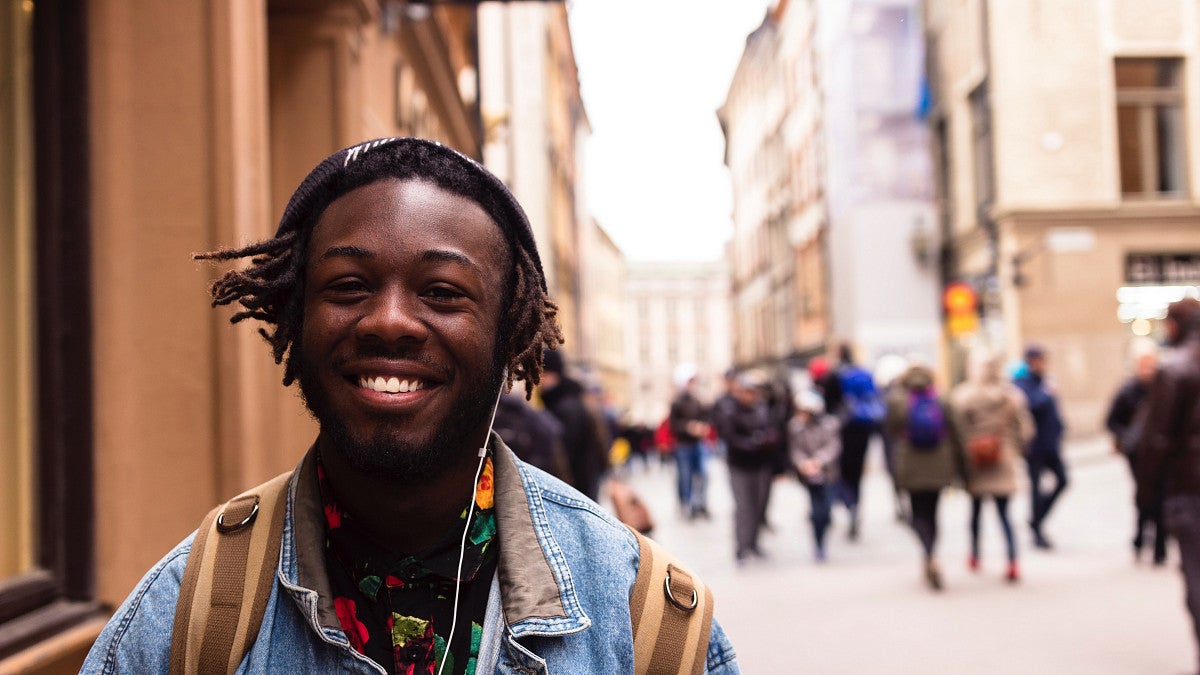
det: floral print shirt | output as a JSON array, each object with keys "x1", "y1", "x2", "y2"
[{"x1": 317, "y1": 456, "x2": 498, "y2": 675}]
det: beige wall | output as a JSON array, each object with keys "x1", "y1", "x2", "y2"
[
  {"x1": 988, "y1": 0, "x2": 1200, "y2": 210},
  {"x1": 87, "y1": 0, "x2": 311, "y2": 608},
  {"x1": 999, "y1": 209, "x2": 1200, "y2": 435}
]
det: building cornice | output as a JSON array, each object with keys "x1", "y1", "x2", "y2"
[{"x1": 992, "y1": 202, "x2": 1200, "y2": 224}]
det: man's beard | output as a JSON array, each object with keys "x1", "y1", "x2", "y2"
[{"x1": 293, "y1": 342, "x2": 506, "y2": 483}]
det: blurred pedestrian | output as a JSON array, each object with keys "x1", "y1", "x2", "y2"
[
  {"x1": 1135, "y1": 297, "x2": 1200, "y2": 671},
  {"x1": 1014, "y1": 344, "x2": 1068, "y2": 549},
  {"x1": 617, "y1": 420, "x2": 653, "y2": 471},
  {"x1": 669, "y1": 364, "x2": 712, "y2": 519},
  {"x1": 712, "y1": 368, "x2": 738, "y2": 460},
  {"x1": 951, "y1": 348, "x2": 1035, "y2": 583},
  {"x1": 831, "y1": 343, "x2": 886, "y2": 541},
  {"x1": 540, "y1": 349, "x2": 609, "y2": 500},
  {"x1": 492, "y1": 391, "x2": 572, "y2": 483},
  {"x1": 1106, "y1": 344, "x2": 1164, "y2": 564},
  {"x1": 788, "y1": 390, "x2": 841, "y2": 562},
  {"x1": 713, "y1": 371, "x2": 778, "y2": 564},
  {"x1": 809, "y1": 356, "x2": 834, "y2": 398},
  {"x1": 876, "y1": 353, "x2": 913, "y2": 522},
  {"x1": 886, "y1": 362, "x2": 957, "y2": 591},
  {"x1": 761, "y1": 378, "x2": 794, "y2": 530}
]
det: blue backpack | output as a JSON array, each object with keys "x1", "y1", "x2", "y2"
[
  {"x1": 906, "y1": 388, "x2": 945, "y2": 449},
  {"x1": 839, "y1": 366, "x2": 885, "y2": 426}
]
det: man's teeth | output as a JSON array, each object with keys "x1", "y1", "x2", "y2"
[{"x1": 358, "y1": 376, "x2": 425, "y2": 393}]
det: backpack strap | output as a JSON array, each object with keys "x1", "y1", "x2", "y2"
[
  {"x1": 169, "y1": 471, "x2": 292, "y2": 675},
  {"x1": 628, "y1": 526, "x2": 714, "y2": 675}
]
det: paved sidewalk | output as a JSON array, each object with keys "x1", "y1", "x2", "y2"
[{"x1": 606, "y1": 437, "x2": 1194, "y2": 674}]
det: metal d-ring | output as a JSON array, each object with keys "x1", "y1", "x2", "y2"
[
  {"x1": 663, "y1": 569, "x2": 699, "y2": 612},
  {"x1": 216, "y1": 498, "x2": 260, "y2": 534}
]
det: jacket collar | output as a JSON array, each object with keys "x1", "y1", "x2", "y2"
[{"x1": 280, "y1": 435, "x2": 590, "y2": 637}]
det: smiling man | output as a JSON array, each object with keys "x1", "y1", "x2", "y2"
[{"x1": 82, "y1": 139, "x2": 738, "y2": 675}]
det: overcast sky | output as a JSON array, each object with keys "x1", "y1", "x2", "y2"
[{"x1": 567, "y1": 0, "x2": 774, "y2": 262}]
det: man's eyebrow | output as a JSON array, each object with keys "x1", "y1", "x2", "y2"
[
  {"x1": 420, "y1": 249, "x2": 481, "y2": 272},
  {"x1": 318, "y1": 245, "x2": 373, "y2": 261}
]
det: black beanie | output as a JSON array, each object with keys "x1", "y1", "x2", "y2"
[
  {"x1": 542, "y1": 348, "x2": 565, "y2": 375},
  {"x1": 277, "y1": 137, "x2": 547, "y2": 293}
]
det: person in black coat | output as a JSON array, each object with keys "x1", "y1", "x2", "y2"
[
  {"x1": 1106, "y1": 348, "x2": 1164, "y2": 564},
  {"x1": 493, "y1": 391, "x2": 572, "y2": 484},
  {"x1": 713, "y1": 371, "x2": 779, "y2": 563},
  {"x1": 539, "y1": 349, "x2": 609, "y2": 500}
]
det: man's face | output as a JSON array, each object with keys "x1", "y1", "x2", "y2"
[
  {"x1": 733, "y1": 383, "x2": 758, "y2": 406},
  {"x1": 296, "y1": 178, "x2": 509, "y2": 480},
  {"x1": 1027, "y1": 354, "x2": 1046, "y2": 377}
]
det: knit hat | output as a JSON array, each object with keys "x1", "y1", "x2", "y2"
[
  {"x1": 277, "y1": 137, "x2": 547, "y2": 292},
  {"x1": 542, "y1": 348, "x2": 565, "y2": 375}
]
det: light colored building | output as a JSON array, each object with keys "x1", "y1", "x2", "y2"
[
  {"x1": 778, "y1": 0, "x2": 832, "y2": 358},
  {"x1": 580, "y1": 220, "x2": 629, "y2": 408},
  {"x1": 925, "y1": 0, "x2": 1200, "y2": 434},
  {"x1": 0, "y1": 1, "x2": 480, "y2": 668},
  {"x1": 720, "y1": 7, "x2": 797, "y2": 373},
  {"x1": 721, "y1": 0, "x2": 941, "y2": 379},
  {"x1": 477, "y1": 1, "x2": 590, "y2": 363},
  {"x1": 624, "y1": 261, "x2": 733, "y2": 426},
  {"x1": 815, "y1": 0, "x2": 941, "y2": 368}
]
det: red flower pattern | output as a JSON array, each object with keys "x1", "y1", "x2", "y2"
[
  {"x1": 324, "y1": 502, "x2": 342, "y2": 530},
  {"x1": 333, "y1": 596, "x2": 369, "y2": 653}
]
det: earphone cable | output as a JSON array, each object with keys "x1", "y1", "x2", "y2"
[{"x1": 437, "y1": 378, "x2": 504, "y2": 675}]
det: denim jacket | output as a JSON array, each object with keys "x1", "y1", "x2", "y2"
[{"x1": 83, "y1": 437, "x2": 740, "y2": 674}]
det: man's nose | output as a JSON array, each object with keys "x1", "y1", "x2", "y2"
[{"x1": 355, "y1": 289, "x2": 428, "y2": 345}]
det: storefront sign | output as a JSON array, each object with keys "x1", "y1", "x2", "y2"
[{"x1": 1125, "y1": 253, "x2": 1200, "y2": 285}]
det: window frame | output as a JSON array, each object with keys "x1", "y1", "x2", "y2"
[
  {"x1": 1114, "y1": 56, "x2": 1189, "y2": 199},
  {"x1": 0, "y1": 0, "x2": 100, "y2": 659}
]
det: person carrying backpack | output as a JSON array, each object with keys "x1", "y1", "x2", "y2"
[
  {"x1": 885, "y1": 362, "x2": 958, "y2": 590},
  {"x1": 830, "y1": 344, "x2": 885, "y2": 540}
]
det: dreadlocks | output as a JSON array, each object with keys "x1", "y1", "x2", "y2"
[{"x1": 195, "y1": 138, "x2": 563, "y2": 396}]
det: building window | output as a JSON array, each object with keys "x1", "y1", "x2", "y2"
[
  {"x1": 1116, "y1": 58, "x2": 1186, "y2": 198},
  {"x1": 0, "y1": 0, "x2": 99, "y2": 659}
]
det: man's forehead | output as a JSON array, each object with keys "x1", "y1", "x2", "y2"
[
  {"x1": 309, "y1": 179, "x2": 508, "y2": 263},
  {"x1": 314, "y1": 178, "x2": 499, "y2": 232}
]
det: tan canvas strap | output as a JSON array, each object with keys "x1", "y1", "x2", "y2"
[
  {"x1": 628, "y1": 527, "x2": 714, "y2": 675},
  {"x1": 169, "y1": 471, "x2": 291, "y2": 675}
]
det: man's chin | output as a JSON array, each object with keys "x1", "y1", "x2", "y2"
[{"x1": 324, "y1": 428, "x2": 451, "y2": 482}]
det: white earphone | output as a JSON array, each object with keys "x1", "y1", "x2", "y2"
[{"x1": 438, "y1": 372, "x2": 506, "y2": 675}]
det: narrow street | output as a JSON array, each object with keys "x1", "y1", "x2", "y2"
[{"x1": 609, "y1": 438, "x2": 1194, "y2": 674}]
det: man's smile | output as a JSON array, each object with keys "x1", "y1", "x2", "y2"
[{"x1": 357, "y1": 375, "x2": 427, "y2": 393}]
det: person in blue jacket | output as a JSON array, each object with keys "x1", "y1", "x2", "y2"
[{"x1": 1013, "y1": 344, "x2": 1067, "y2": 550}]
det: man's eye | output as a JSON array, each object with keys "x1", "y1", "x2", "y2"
[
  {"x1": 326, "y1": 280, "x2": 368, "y2": 296},
  {"x1": 425, "y1": 286, "x2": 465, "y2": 302}
]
